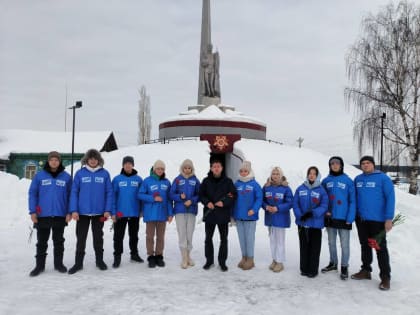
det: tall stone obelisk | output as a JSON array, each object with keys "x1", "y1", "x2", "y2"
[{"x1": 197, "y1": 0, "x2": 221, "y2": 106}]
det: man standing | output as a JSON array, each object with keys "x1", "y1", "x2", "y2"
[
  {"x1": 351, "y1": 156, "x2": 395, "y2": 290},
  {"x1": 28, "y1": 151, "x2": 72, "y2": 276},
  {"x1": 111, "y1": 156, "x2": 144, "y2": 268},
  {"x1": 199, "y1": 159, "x2": 236, "y2": 271},
  {"x1": 321, "y1": 156, "x2": 356, "y2": 280}
]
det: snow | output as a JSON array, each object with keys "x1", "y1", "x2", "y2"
[
  {"x1": 1, "y1": 139, "x2": 419, "y2": 315},
  {"x1": 161, "y1": 104, "x2": 266, "y2": 126},
  {"x1": 0, "y1": 129, "x2": 115, "y2": 159}
]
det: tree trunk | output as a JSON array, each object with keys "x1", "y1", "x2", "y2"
[{"x1": 408, "y1": 156, "x2": 419, "y2": 195}]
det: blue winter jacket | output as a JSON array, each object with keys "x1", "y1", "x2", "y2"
[
  {"x1": 233, "y1": 179, "x2": 262, "y2": 221},
  {"x1": 28, "y1": 168, "x2": 72, "y2": 217},
  {"x1": 112, "y1": 170, "x2": 143, "y2": 217},
  {"x1": 293, "y1": 180, "x2": 329, "y2": 229},
  {"x1": 70, "y1": 167, "x2": 113, "y2": 215},
  {"x1": 263, "y1": 185, "x2": 293, "y2": 228},
  {"x1": 169, "y1": 174, "x2": 200, "y2": 215},
  {"x1": 321, "y1": 174, "x2": 356, "y2": 223},
  {"x1": 138, "y1": 175, "x2": 173, "y2": 222},
  {"x1": 354, "y1": 171, "x2": 395, "y2": 222}
]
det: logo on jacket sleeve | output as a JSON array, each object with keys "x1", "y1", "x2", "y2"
[
  {"x1": 56, "y1": 180, "x2": 66, "y2": 187},
  {"x1": 82, "y1": 177, "x2": 91, "y2": 183},
  {"x1": 366, "y1": 182, "x2": 376, "y2": 188},
  {"x1": 41, "y1": 179, "x2": 52, "y2": 186},
  {"x1": 274, "y1": 193, "x2": 284, "y2": 200},
  {"x1": 265, "y1": 191, "x2": 273, "y2": 199},
  {"x1": 188, "y1": 180, "x2": 196, "y2": 186},
  {"x1": 131, "y1": 181, "x2": 139, "y2": 187},
  {"x1": 326, "y1": 182, "x2": 334, "y2": 188},
  {"x1": 119, "y1": 181, "x2": 128, "y2": 187},
  {"x1": 160, "y1": 184, "x2": 168, "y2": 191},
  {"x1": 95, "y1": 177, "x2": 104, "y2": 183},
  {"x1": 299, "y1": 190, "x2": 308, "y2": 196},
  {"x1": 151, "y1": 185, "x2": 158, "y2": 191},
  {"x1": 356, "y1": 181, "x2": 363, "y2": 188},
  {"x1": 245, "y1": 185, "x2": 254, "y2": 192},
  {"x1": 178, "y1": 179, "x2": 185, "y2": 186}
]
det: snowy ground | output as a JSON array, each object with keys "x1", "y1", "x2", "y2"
[{"x1": 1, "y1": 139, "x2": 419, "y2": 315}]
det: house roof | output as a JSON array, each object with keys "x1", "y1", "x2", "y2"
[{"x1": 0, "y1": 129, "x2": 116, "y2": 159}]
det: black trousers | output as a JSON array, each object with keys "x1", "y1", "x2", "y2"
[
  {"x1": 35, "y1": 217, "x2": 66, "y2": 260},
  {"x1": 298, "y1": 226, "x2": 322, "y2": 275},
  {"x1": 113, "y1": 217, "x2": 140, "y2": 256},
  {"x1": 75, "y1": 215, "x2": 104, "y2": 257},
  {"x1": 205, "y1": 222, "x2": 228, "y2": 265},
  {"x1": 355, "y1": 218, "x2": 391, "y2": 278}
]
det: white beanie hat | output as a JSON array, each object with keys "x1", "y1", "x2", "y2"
[{"x1": 240, "y1": 161, "x2": 252, "y2": 173}]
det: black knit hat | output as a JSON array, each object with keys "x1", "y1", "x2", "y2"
[
  {"x1": 122, "y1": 156, "x2": 134, "y2": 166},
  {"x1": 360, "y1": 155, "x2": 375, "y2": 166}
]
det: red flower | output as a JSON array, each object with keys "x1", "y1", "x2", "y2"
[
  {"x1": 312, "y1": 197, "x2": 319, "y2": 204},
  {"x1": 36, "y1": 206, "x2": 41, "y2": 214},
  {"x1": 337, "y1": 200, "x2": 342, "y2": 205},
  {"x1": 99, "y1": 216, "x2": 108, "y2": 222},
  {"x1": 329, "y1": 195, "x2": 335, "y2": 201},
  {"x1": 116, "y1": 211, "x2": 123, "y2": 218},
  {"x1": 368, "y1": 238, "x2": 381, "y2": 251},
  {"x1": 175, "y1": 179, "x2": 180, "y2": 184},
  {"x1": 153, "y1": 191, "x2": 160, "y2": 197}
]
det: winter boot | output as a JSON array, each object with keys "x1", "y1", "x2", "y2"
[
  {"x1": 187, "y1": 250, "x2": 195, "y2": 267},
  {"x1": 95, "y1": 252, "x2": 108, "y2": 271},
  {"x1": 68, "y1": 252, "x2": 84, "y2": 275},
  {"x1": 54, "y1": 253, "x2": 67, "y2": 273},
  {"x1": 29, "y1": 254, "x2": 46, "y2": 277},
  {"x1": 219, "y1": 262, "x2": 228, "y2": 272},
  {"x1": 113, "y1": 255, "x2": 121, "y2": 268},
  {"x1": 340, "y1": 266, "x2": 349, "y2": 280},
  {"x1": 155, "y1": 255, "x2": 165, "y2": 267},
  {"x1": 269, "y1": 260, "x2": 276, "y2": 271},
  {"x1": 321, "y1": 262, "x2": 337, "y2": 273},
  {"x1": 181, "y1": 249, "x2": 188, "y2": 269},
  {"x1": 237, "y1": 256, "x2": 246, "y2": 269},
  {"x1": 147, "y1": 255, "x2": 156, "y2": 268},
  {"x1": 242, "y1": 257, "x2": 255, "y2": 270},
  {"x1": 351, "y1": 269, "x2": 371, "y2": 280},
  {"x1": 379, "y1": 276, "x2": 390, "y2": 290},
  {"x1": 203, "y1": 261, "x2": 214, "y2": 270},
  {"x1": 272, "y1": 262, "x2": 284, "y2": 273},
  {"x1": 130, "y1": 253, "x2": 144, "y2": 263}
]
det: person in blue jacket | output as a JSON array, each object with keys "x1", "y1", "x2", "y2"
[
  {"x1": 263, "y1": 167, "x2": 293, "y2": 273},
  {"x1": 293, "y1": 166, "x2": 328, "y2": 278},
  {"x1": 233, "y1": 161, "x2": 262, "y2": 271},
  {"x1": 68, "y1": 149, "x2": 113, "y2": 274},
  {"x1": 170, "y1": 159, "x2": 200, "y2": 269},
  {"x1": 138, "y1": 160, "x2": 173, "y2": 268},
  {"x1": 351, "y1": 156, "x2": 395, "y2": 291},
  {"x1": 321, "y1": 156, "x2": 356, "y2": 280},
  {"x1": 28, "y1": 151, "x2": 72, "y2": 276},
  {"x1": 111, "y1": 156, "x2": 144, "y2": 268}
]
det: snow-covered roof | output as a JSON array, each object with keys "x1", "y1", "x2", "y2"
[
  {"x1": 163, "y1": 104, "x2": 266, "y2": 126},
  {"x1": 0, "y1": 129, "x2": 115, "y2": 159}
]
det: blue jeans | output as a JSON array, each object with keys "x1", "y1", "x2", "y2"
[
  {"x1": 236, "y1": 220, "x2": 257, "y2": 257},
  {"x1": 326, "y1": 227, "x2": 350, "y2": 267}
]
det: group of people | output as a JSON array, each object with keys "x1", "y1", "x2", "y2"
[{"x1": 28, "y1": 149, "x2": 395, "y2": 291}]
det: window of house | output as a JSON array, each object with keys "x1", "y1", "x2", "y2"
[{"x1": 25, "y1": 164, "x2": 37, "y2": 179}]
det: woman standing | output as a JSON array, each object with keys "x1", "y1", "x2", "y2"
[
  {"x1": 138, "y1": 160, "x2": 173, "y2": 268},
  {"x1": 262, "y1": 167, "x2": 293, "y2": 273},
  {"x1": 233, "y1": 161, "x2": 262, "y2": 270},
  {"x1": 170, "y1": 159, "x2": 200, "y2": 269},
  {"x1": 293, "y1": 166, "x2": 328, "y2": 278}
]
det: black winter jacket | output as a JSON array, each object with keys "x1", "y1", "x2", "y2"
[{"x1": 199, "y1": 172, "x2": 236, "y2": 224}]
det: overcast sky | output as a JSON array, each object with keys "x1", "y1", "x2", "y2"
[{"x1": 0, "y1": 0, "x2": 398, "y2": 163}]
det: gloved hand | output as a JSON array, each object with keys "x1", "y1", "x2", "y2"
[{"x1": 301, "y1": 211, "x2": 313, "y2": 221}]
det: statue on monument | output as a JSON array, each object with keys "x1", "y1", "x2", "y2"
[{"x1": 200, "y1": 43, "x2": 220, "y2": 99}]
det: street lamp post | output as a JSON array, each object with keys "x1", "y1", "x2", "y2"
[
  {"x1": 380, "y1": 112, "x2": 386, "y2": 171},
  {"x1": 69, "y1": 101, "x2": 83, "y2": 178}
]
